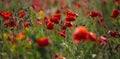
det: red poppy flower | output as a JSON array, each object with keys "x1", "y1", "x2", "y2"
[
  {"x1": 61, "y1": 25, "x2": 67, "y2": 30},
  {"x1": 55, "y1": 53, "x2": 59, "y2": 58},
  {"x1": 102, "y1": 0, "x2": 107, "y2": 5},
  {"x1": 50, "y1": 14, "x2": 61, "y2": 24},
  {"x1": 58, "y1": 30, "x2": 66, "y2": 38},
  {"x1": 32, "y1": 0, "x2": 43, "y2": 12},
  {"x1": 55, "y1": 9, "x2": 61, "y2": 14},
  {"x1": 115, "y1": 0, "x2": 120, "y2": 5},
  {"x1": 9, "y1": 19, "x2": 16, "y2": 28},
  {"x1": 56, "y1": 56, "x2": 66, "y2": 59},
  {"x1": 75, "y1": 3, "x2": 82, "y2": 8},
  {"x1": 88, "y1": 32, "x2": 98, "y2": 43},
  {"x1": 59, "y1": 0, "x2": 68, "y2": 9},
  {"x1": 46, "y1": 21, "x2": 54, "y2": 30},
  {"x1": 2, "y1": 0, "x2": 10, "y2": 4},
  {"x1": 98, "y1": 36, "x2": 108, "y2": 45},
  {"x1": 24, "y1": 21, "x2": 30, "y2": 27},
  {"x1": 2, "y1": 11, "x2": 12, "y2": 19},
  {"x1": 64, "y1": 21, "x2": 73, "y2": 28},
  {"x1": 0, "y1": 10, "x2": 3, "y2": 16},
  {"x1": 3, "y1": 19, "x2": 10, "y2": 26},
  {"x1": 108, "y1": 30, "x2": 118, "y2": 37},
  {"x1": 72, "y1": 26, "x2": 89, "y2": 44},
  {"x1": 66, "y1": 10, "x2": 78, "y2": 17},
  {"x1": 111, "y1": 9, "x2": 120, "y2": 18},
  {"x1": 18, "y1": 10, "x2": 25, "y2": 18},
  {"x1": 66, "y1": 15, "x2": 75, "y2": 21},
  {"x1": 37, "y1": 37, "x2": 51, "y2": 47},
  {"x1": 90, "y1": 11, "x2": 99, "y2": 18}
]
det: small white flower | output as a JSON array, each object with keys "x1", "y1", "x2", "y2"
[{"x1": 92, "y1": 54, "x2": 96, "y2": 58}]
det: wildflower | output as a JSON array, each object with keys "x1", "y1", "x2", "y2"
[
  {"x1": 56, "y1": 56, "x2": 66, "y2": 59},
  {"x1": 50, "y1": 14, "x2": 61, "y2": 24},
  {"x1": 55, "y1": 9, "x2": 61, "y2": 14},
  {"x1": 66, "y1": 15, "x2": 75, "y2": 21},
  {"x1": 98, "y1": 36, "x2": 108, "y2": 45},
  {"x1": 108, "y1": 30, "x2": 118, "y2": 37},
  {"x1": 115, "y1": 0, "x2": 120, "y2": 5},
  {"x1": 37, "y1": 37, "x2": 51, "y2": 47},
  {"x1": 24, "y1": 21, "x2": 30, "y2": 27},
  {"x1": 102, "y1": 0, "x2": 107, "y2": 5},
  {"x1": 37, "y1": 10, "x2": 44, "y2": 19},
  {"x1": 72, "y1": 26, "x2": 89, "y2": 44},
  {"x1": 90, "y1": 11, "x2": 99, "y2": 18},
  {"x1": 111, "y1": 9, "x2": 120, "y2": 18},
  {"x1": 46, "y1": 21, "x2": 54, "y2": 30},
  {"x1": 0, "y1": 10, "x2": 3, "y2": 16},
  {"x1": 64, "y1": 21, "x2": 73, "y2": 28},
  {"x1": 58, "y1": 30, "x2": 66, "y2": 38},
  {"x1": 61, "y1": 24, "x2": 67, "y2": 30},
  {"x1": 18, "y1": 10, "x2": 25, "y2": 18},
  {"x1": 16, "y1": 32, "x2": 25, "y2": 40},
  {"x1": 2, "y1": 11, "x2": 12, "y2": 19},
  {"x1": 66, "y1": 10, "x2": 78, "y2": 17},
  {"x1": 88, "y1": 32, "x2": 98, "y2": 43}
]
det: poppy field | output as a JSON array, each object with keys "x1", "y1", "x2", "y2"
[{"x1": 0, "y1": 0, "x2": 120, "y2": 59}]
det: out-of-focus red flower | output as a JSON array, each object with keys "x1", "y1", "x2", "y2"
[
  {"x1": 111, "y1": 9, "x2": 120, "y2": 18},
  {"x1": 98, "y1": 36, "x2": 108, "y2": 45},
  {"x1": 2, "y1": 11, "x2": 12, "y2": 19},
  {"x1": 24, "y1": 21, "x2": 30, "y2": 27},
  {"x1": 9, "y1": 19, "x2": 16, "y2": 28},
  {"x1": 0, "y1": 10, "x2": 3, "y2": 16},
  {"x1": 59, "y1": 0, "x2": 68, "y2": 9},
  {"x1": 102, "y1": 0, "x2": 107, "y2": 5},
  {"x1": 88, "y1": 32, "x2": 98, "y2": 43},
  {"x1": 56, "y1": 9, "x2": 61, "y2": 14},
  {"x1": 61, "y1": 25, "x2": 67, "y2": 30},
  {"x1": 99, "y1": 15, "x2": 105, "y2": 26},
  {"x1": 66, "y1": 10, "x2": 78, "y2": 17},
  {"x1": 50, "y1": 14, "x2": 61, "y2": 24},
  {"x1": 2, "y1": 0, "x2": 10, "y2": 4},
  {"x1": 72, "y1": 26, "x2": 89, "y2": 44},
  {"x1": 84, "y1": 9, "x2": 89, "y2": 17},
  {"x1": 37, "y1": 37, "x2": 51, "y2": 47},
  {"x1": 90, "y1": 11, "x2": 99, "y2": 18},
  {"x1": 37, "y1": 20, "x2": 43, "y2": 25},
  {"x1": 115, "y1": 0, "x2": 120, "y2": 5},
  {"x1": 46, "y1": 21, "x2": 54, "y2": 30},
  {"x1": 75, "y1": 3, "x2": 83, "y2": 8},
  {"x1": 18, "y1": 10, "x2": 25, "y2": 18},
  {"x1": 55, "y1": 53, "x2": 59, "y2": 58},
  {"x1": 108, "y1": 30, "x2": 118, "y2": 37},
  {"x1": 56, "y1": 56, "x2": 66, "y2": 59},
  {"x1": 3, "y1": 19, "x2": 10, "y2": 26},
  {"x1": 16, "y1": 32, "x2": 25, "y2": 40},
  {"x1": 3, "y1": 18, "x2": 16, "y2": 29},
  {"x1": 66, "y1": 15, "x2": 75, "y2": 21},
  {"x1": 8, "y1": 34, "x2": 13, "y2": 41},
  {"x1": 32, "y1": 0, "x2": 43, "y2": 12},
  {"x1": 58, "y1": 30, "x2": 66, "y2": 38},
  {"x1": 64, "y1": 21, "x2": 73, "y2": 28}
]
